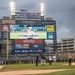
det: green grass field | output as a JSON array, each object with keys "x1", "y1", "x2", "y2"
[
  {"x1": 1, "y1": 63, "x2": 75, "y2": 70},
  {"x1": 1, "y1": 63, "x2": 75, "y2": 75}
]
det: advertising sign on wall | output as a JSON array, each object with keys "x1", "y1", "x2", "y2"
[
  {"x1": 8, "y1": 46, "x2": 12, "y2": 53},
  {"x1": 29, "y1": 44, "x2": 43, "y2": 49},
  {"x1": 15, "y1": 44, "x2": 29, "y2": 49},
  {"x1": 15, "y1": 44, "x2": 44, "y2": 49},
  {"x1": 14, "y1": 50, "x2": 44, "y2": 53},
  {"x1": 42, "y1": 20, "x2": 55, "y2": 25},
  {"x1": 15, "y1": 39, "x2": 43, "y2": 44},
  {"x1": 16, "y1": 20, "x2": 41, "y2": 25},
  {"x1": 1, "y1": 46, "x2": 12, "y2": 53},
  {"x1": 2, "y1": 32, "x2": 7, "y2": 39},
  {"x1": 47, "y1": 32, "x2": 54, "y2": 39},
  {"x1": 46, "y1": 25, "x2": 54, "y2": 32},
  {"x1": 2, "y1": 20, "x2": 15, "y2": 24},
  {"x1": 10, "y1": 25, "x2": 47, "y2": 39},
  {"x1": 2, "y1": 24, "x2": 10, "y2": 32}
]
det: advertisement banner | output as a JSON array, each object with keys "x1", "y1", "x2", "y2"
[
  {"x1": 42, "y1": 20, "x2": 55, "y2": 25},
  {"x1": 15, "y1": 44, "x2": 29, "y2": 49},
  {"x1": 45, "y1": 49, "x2": 50, "y2": 53},
  {"x1": 15, "y1": 44, "x2": 24, "y2": 49},
  {"x1": 14, "y1": 50, "x2": 44, "y2": 53},
  {"x1": 15, "y1": 44, "x2": 43, "y2": 49},
  {"x1": 47, "y1": 32, "x2": 54, "y2": 39},
  {"x1": 0, "y1": 40, "x2": 13, "y2": 44},
  {"x1": 8, "y1": 46, "x2": 12, "y2": 53},
  {"x1": 1, "y1": 46, "x2": 12, "y2": 53},
  {"x1": 46, "y1": 25, "x2": 54, "y2": 32},
  {"x1": 2, "y1": 24, "x2": 10, "y2": 32},
  {"x1": 15, "y1": 39, "x2": 43, "y2": 44},
  {"x1": 29, "y1": 44, "x2": 43, "y2": 49},
  {"x1": 10, "y1": 25, "x2": 47, "y2": 39},
  {"x1": 16, "y1": 20, "x2": 41, "y2": 25},
  {"x1": 2, "y1": 32, "x2": 7, "y2": 39},
  {"x1": 2, "y1": 20, "x2": 15, "y2": 24}
]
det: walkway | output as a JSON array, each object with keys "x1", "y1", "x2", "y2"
[
  {"x1": 0, "y1": 65, "x2": 4, "y2": 69},
  {"x1": 0, "y1": 69, "x2": 68, "y2": 75}
]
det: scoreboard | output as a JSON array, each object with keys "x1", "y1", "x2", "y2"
[{"x1": 0, "y1": 19, "x2": 57, "y2": 53}]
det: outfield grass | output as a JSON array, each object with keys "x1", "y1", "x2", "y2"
[
  {"x1": 1, "y1": 63, "x2": 75, "y2": 70},
  {"x1": 29, "y1": 70, "x2": 75, "y2": 75}
]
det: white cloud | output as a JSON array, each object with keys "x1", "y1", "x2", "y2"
[{"x1": 57, "y1": 27, "x2": 70, "y2": 33}]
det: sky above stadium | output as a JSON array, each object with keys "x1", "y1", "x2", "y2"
[{"x1": 0, "y1": 0, "x2": 75, "y2": 42}]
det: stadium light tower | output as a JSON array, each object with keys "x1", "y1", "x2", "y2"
[
  {"x1": 6, "y1": 0, "x2": 16, "y2": 61},
  {"x1": 10, "y1": 0, "x2": 16, "y2": 15},
  {"x1": 40, "y1": 3, "x2": 45, "y2": 16}
]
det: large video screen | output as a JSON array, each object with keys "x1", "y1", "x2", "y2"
[{"x1": 10, "y1": 25, "x2": 47, "y2": 39}]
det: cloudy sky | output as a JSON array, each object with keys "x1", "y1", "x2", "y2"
[{"x1": 0, "y1": 0, "x2": 75, "y2": 42}]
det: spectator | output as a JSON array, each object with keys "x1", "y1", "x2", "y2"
[
  {"x1": 35, "y1": 55, "x2": 39, "y2": 66},
  {"x1": 40, "y1": 54, "x2": 46, "y2": 65},
  {"x1": 49, "y1": 55, "x2": 52, "y2": 65},
  {"x1": 53, "y1": 55, "x2": 56, "y2": 63},
  {"x1": 68, "y1": 54, "x2": 72, "y2": 65}
]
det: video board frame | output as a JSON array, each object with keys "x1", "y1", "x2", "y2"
[
  {"x1": 1, "y1": 19, "x2": 57, "y2": 53},
  {"x1": 10, "y1": 25, "x2": 47, "y2": 39}
]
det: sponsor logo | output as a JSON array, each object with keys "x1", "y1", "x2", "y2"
[
  {"x1": 22, "y1": 20, "x2": 35, "y2": 24},
  {"x1": 33, "y1": 45, "x2": 38, "y2": 48},
  {"x1": 15, "y1": 39, "x2": 43, "y2": 44},
  {"x1": 2, "y1": 25, "x2": 9, "y2": 32},
  {"x1": 23, "y1": 40, "x2": 34, "y2": 43},
  {"x1": 2, "y1": 20, "x2": 15, "y2": 24}
]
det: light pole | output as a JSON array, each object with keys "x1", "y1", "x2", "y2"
[
  {"x1": 40, "y1": 2, "x2": 45, "y2": 20},
  {"x1": 6, "y1": 30, "x2": 9, "y2": 60},
  {"x1": 10, "y1": 0, "x2": 16, "y2": 19},
  {"x1": 6, "y1": 0, "x2": 16, "y2": 61}
]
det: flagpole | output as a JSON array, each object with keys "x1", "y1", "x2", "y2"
[{"x1": 6, "y1": 30, "x2": 9, "y2": 60}]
